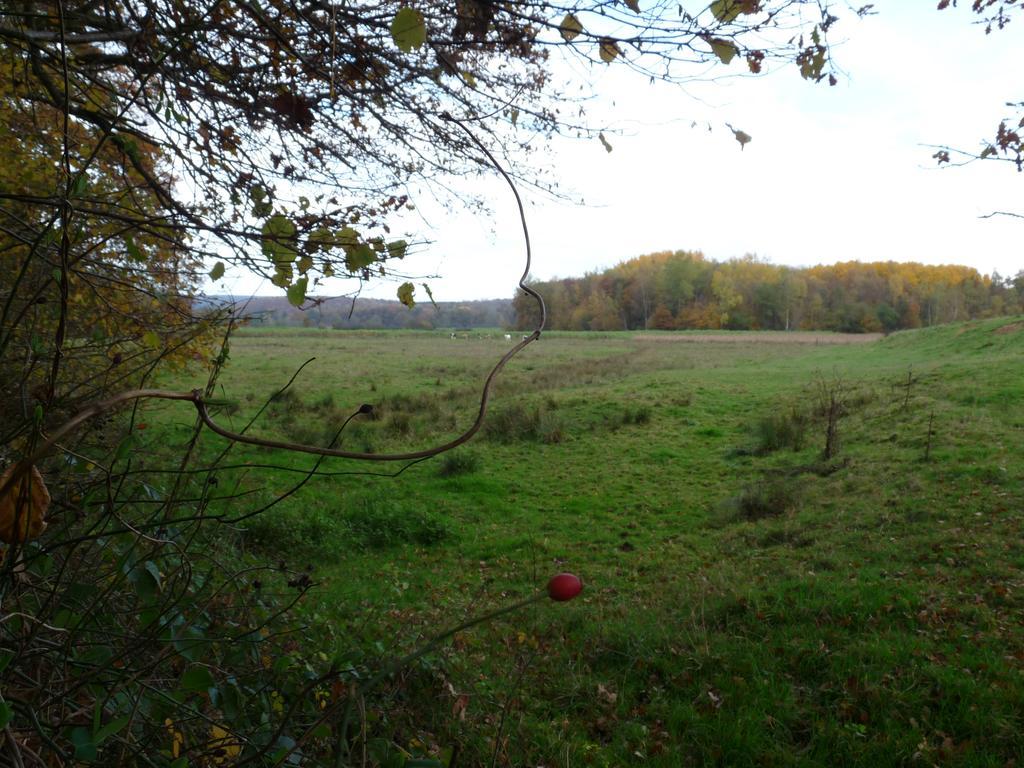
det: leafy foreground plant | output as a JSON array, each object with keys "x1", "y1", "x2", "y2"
[{"x1": 0, "y1": 457, "x2": 583, "y2": 768}]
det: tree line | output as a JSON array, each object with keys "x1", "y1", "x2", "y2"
[
  {"x1": 513, "y1": 252, "x2": 1024, "y2": 333},
  {"x1": 213, "y1": 296, "x2": 514, "y2": 330}
]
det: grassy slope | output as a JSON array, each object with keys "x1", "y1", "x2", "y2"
[{"x1": 150, "y1": 319, "x2": 1024, "y2": 766}]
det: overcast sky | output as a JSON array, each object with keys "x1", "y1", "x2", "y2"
[{"x1": 217, "y1": 2, "x2": 1023, "y2": 303}]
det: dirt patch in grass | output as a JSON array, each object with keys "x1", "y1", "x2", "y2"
[
  {"x1": 633, "y1": 331, "x2": 882, "y2": 345},
  {"x1": 994, "y1": 321, "x2": 1024, "y2": 335}
]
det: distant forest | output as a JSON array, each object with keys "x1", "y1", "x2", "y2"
[
  {"x1": 208, "y1": 295, "x2": 515, "y2": 330},
  {"x1": 513, "y1": 252, "x2": 1024, "y2": 333},
  {"x1": 213, "y1": 254, "x2": 1023, "y2": 333}
]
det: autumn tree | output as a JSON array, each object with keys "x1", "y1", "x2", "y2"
[{"x1": 517, "y1": 255, "x2": 1020, "y2": 333}]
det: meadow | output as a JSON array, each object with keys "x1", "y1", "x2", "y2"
[{"x1": 148, "y1": 319, "x2": 1024, "y2": 766}]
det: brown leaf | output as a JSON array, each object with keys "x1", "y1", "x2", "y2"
[{"x1": 0, "y1": 464, "x2": 49, "y2": 543}]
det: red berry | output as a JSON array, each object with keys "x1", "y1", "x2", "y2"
[{"x1": 547, "y1": 573, "x2": 583, "y2": 602}]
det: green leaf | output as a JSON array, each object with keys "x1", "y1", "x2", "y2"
[
  {"x1": 71, "y1": 173, "x2": 88, "y2": 197},
  {"x1": 397, "y1": 282, "x2": 415, "y2": 308},
  {"x1": 709, "y1": 38, "x2": 738, "y2": 64},
  {"x1": 710, "y1": 0, "x2": 742, "y2": 23},
  {"x1": 296, "y1": 254, "x2": 313, "y2": 274},
  {"x1": 180, "y1": 666, "x2": 216, "y2": 692},
  {"x1": 404, "y1": 761, "x2": 443, "y2": 768},
  {"x1": 308, "y1": 226, "x2": 336, "y2": 252},
  {"x1": 287, "y1": 277, "x2": 308, "y2": 307},
  {"x1": 94, "y1": 716, "x2": 129, "y2": 745},
  {"x1": 250, "y1": 185, "x2": 273, "y2": 217},
  {"x1": 422, "y1": 283, "x2": 436, "y2": 308},
  {"x1": 142, "y1": 330, "x2": 161, "y2": 349},
  {"x1": 391, "y1": 7, "x2": 426, "y2": 52},
  {"x1": 799, "y1": 48, "x2": 826, "y2": 80},
  {"x1": 337, "y1": 227, "x2": 359, "y2": 248},
  {"x1": 170, "y1": 759, "x2": 190, "y2": 768},
  {"x1": 271, "y1": 264, "x2": 293, "y2": 288},
  {"x1": 113, "y1": 434, "x2": 134, "y2": 462},
  {"x1": 71, "y1": 727, "x2": 97, "y2": 762},
  {"x1": 125, "y1": 235, "x2": 145, "y2": 262},
  {"x1": 387, "y1": 239, "x2": 409, "y2": 259},
  {"x1": 599, "y1": 37, "x2": 621, "y2": 63},
  {"x1": 209, "y1": 262, "x2": 226, "y2": 281},
  {"x1": 143, "y1": 560, "x2": 162, "y2": 589},
  {"x1": 262, "y1": 214, "x2": 298, "y2": 264},
  {"x1": 128, "y1": 561, "x2": 160, "y2": 599},
  {"x1": 0, "y1": 701, "x2": 12, "y2": 729},
  {"x1": 559, "y1": 13, "x2": 582, "y2": 42},
  {"x1": 345, "y1": 244, "x2": 376, "y2": 272},
  {"x1": 264, "y1": 213, "x2": 296, "y2": 239}
]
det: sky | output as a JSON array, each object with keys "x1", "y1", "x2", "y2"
[{"x1": 215, "y1": 2, "x2": 1023, "y2": 303}]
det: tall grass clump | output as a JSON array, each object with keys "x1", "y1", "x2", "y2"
[
  {"x1": 484, "y1": 402, "x2": 564, "y2": 444},
  {"x1": 622, "y1": 404, "x2": 653, "y2": 425},
  {"x1": 343, "y1": 498, "x2": 450, "y2": 548},
  {"x1": 437, "y1": 449, "x2": 481, "y2": 477},
  {"x1": 731, "y1": 476, "x2": 803, "y2": 520},
  {"x1": 755, "y1": 405, "x2": 808, "y2": 454}
]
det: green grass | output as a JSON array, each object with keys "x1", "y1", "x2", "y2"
[{"x1": 146, "y1": 318, "x2": 1024, "y2": 766}]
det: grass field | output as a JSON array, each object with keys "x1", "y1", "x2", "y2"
[{"x1": 149, "y1": 319, "x2": 1024, "y2": 766}]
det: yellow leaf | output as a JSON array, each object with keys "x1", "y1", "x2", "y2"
[
  {"x1": 208, "y1": 724, "x2": 242, "y2": 764},
  {"x1": 559, "y1": 13, "x2": 583, "y2": 42},
  {"x1": 397, "y1": 281, "x2": 416, "y2": 308},
  {"x1": 708, "y1": 38, "x2": 738, "y2": 65},
  {"x1": 599, "y1": 37, "x2": 621, "y2": 63},
  {"x1": 270, "y1": 690, "x2": 285, "y2": 714},
  {"x1": 710, "y1": 0, "x2": 742, "y2": 23},
  {"x1": 165, "y1": 718, "x2": 184, "y2": 759}
]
